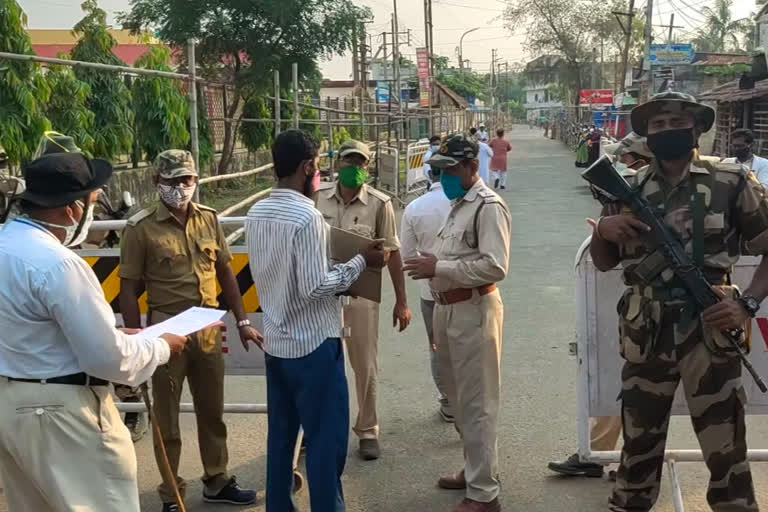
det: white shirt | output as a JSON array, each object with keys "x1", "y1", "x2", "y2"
[
  {"x1": 723, "y1": 154, "x2": 768, "y2": 186},
  {"x1": 478, "y1": 141, "x2": 494, "y2": 184},
  {"x1": 400, "y1": 182, "x2": 452, "y2": 301},
  {"x1": 246, "y1": 188, "x2": 366, "y2": 358},
  {"x1": 0, "y1": 219, "x2": 170, "y2": 383}
]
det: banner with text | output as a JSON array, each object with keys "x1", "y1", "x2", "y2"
[
  {"x1": 650, "y1": 44, "x2": 695, "y2": 66},
  {"x1": 416, "y1": 47, "x2": 431, "y2": 108},
  {"x1": 579, "y1": 89, "x2": 614, "y2": 106}
]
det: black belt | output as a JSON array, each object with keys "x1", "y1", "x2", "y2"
[{"x1": 5, "y1": 372, "x2": 109, "y2": 386}]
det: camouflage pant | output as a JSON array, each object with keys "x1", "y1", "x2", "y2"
[{"x1": 609, "y1": 315, "x2": 757, "y2": 512}]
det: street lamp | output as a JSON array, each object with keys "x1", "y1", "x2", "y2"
[{"x1": 459, "y1": 27, "x2": 480, "y2": 72}]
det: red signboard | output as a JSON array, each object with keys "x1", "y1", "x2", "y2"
[
  {"x1": 579, "y1": 89, "x2": 614, "y2": 105},
  {"x1": 416, "y1": 47, "x2": 431, "y2": 107}
]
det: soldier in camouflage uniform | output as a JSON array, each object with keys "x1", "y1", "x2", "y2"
[{"x1": 590, "y1": 92, "x2": 768, "y2": 512}]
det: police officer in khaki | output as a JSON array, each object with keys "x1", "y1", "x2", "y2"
[
  {"x1": 119, "y1": 150, "x2": 263, "y2": 512},
  {"x1": 404, "y1": 135, "x2": 510, "y2": 512},
  {"x1": 314, "y1": 140, "x2": 412, "y2": 460}
]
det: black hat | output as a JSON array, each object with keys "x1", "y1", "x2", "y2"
[
  {"x1": 21, "y1": 153, "x2": 113, "y2": 208},
  {"x1": 630, "y1": 91, "x2": 715, "y2": 136},
  {"x1": 426, "y1": 135, "x2": 479, "y2": 169}
]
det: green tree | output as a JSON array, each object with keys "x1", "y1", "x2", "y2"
[
  {"x1": 239, "y1": 96, "x2": 272, "y2": 153},
  {"x1": 689, "y1": 0, "x2": 752, "y2": 52},
  {"x1": 503, "y1": 0, "x2": 633, "y2": 102},
  {"x1": 437, "y1": 72, "x2": 488, "y2": 102},
  {"x1": 132, "y1": 46, "x2": 190, "y2": 162},
  {"x1": 71, "y1": 0, "x2": 134, "y2": 160},
  {"x1": 121, "y1": 0, "x2": 369, "y2": 175},
  {"x1": 0, "y1": 0, "x2": 51, "y2": 168},
  {"x1": 196, "y1": 83, "x2": 214, "y2": 170},
  {"x1": 44, "y1": 61, "x2": 96, "y2": 156}
]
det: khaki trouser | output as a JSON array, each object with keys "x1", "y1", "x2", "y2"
[
  {"x1": 343, "y1": 296, "x2": 380, "y2": 440},
  {"x1": 590, "y1": 416, "x2": 622, "y2": 452},
  {"x1": 434, "y1": 289, "x2": 503, "y2": 503},
  {"x1": 0, "y1": 378, "x2": 140, "y2": 511},
  {"x1": 150, "y1": 310, "x2": 229, "y2": 503}
]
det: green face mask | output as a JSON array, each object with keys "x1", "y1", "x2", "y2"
[{"x1": 338, "y1": 166, "x2": 368, "y2": 188}]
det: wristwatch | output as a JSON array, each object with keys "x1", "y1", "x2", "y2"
[
  {"x1": 737, "y1": 295, "x2": 761, "y2": 317},
  {"x1": 237, "y1": 319, "x2": 251, "y2": 328}
]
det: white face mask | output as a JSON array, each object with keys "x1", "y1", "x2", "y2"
[
  {"x1": 614, "y1": 162, "x2": 629, "y2": 173},
  {"x1": 36, "y1": 202, "x2": 95, "y2": 247},
  {"x1": 431, "y1": 144, "x2": 440, "y2": 151},
  {"x1": 158, "y1": 183, "x2": 196, "y2": 209}
]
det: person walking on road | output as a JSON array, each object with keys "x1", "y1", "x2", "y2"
[
  {"x1": 477, "y1": 134, "x2": 494, "y2": 186},
  {"x1": 247, "y1": 129, "x2": 387, "y2": 512},
  {"x1": 400, "y1": 165, "x2": 454, "y2": 422},
  {"x1": 119, "y1": 150, "x2": 262, "y2": 512},
  {"x1": 0, "y1": 152, "x2": 188, "y2": 512},
  {"x1": 590, "y1": 92, "x2": 767, "y2": 512},
  {"x1": 489, "y1": 129, "x2": 511, "y2": 190},
  {"x1": 314, "y1": 139, "x2": 412, "y2": 461},
  {"x1": 405, "y1": 135, "x2": 511, "y2": 512}
]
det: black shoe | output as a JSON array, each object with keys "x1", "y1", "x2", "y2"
[
  {"x1": 359, "y1": 439, "x2": 380, "y2": 460},
  {"x1": 494, "y1": 178, "x2": 500, "y2": 189},
  {"x1": 203, "y1": 476, "x2": 256, "y2": 505},
  {"x1": 161, "y1": 503, "x2": 179, "y2": 512},
  {"x1": 547, "y1": 453, "x2": 604, "y2": 477},
  {"x1": 500, "y1": 185, "x2": 506, "y2": 190}
]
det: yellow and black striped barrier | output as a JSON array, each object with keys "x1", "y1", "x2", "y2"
[
  {"x1": 408, "y1": 152, "x2": 425, "y2": 170},
  {"x1": 81, "y1": 251, "x2": 261, "y2": 314}
]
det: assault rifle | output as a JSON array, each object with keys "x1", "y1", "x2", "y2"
[{"x1": 582, "y1": 155, "x2": 767, "y2": 393}]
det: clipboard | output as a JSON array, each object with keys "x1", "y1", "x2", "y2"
[{"x1": 330, "y1": 226, "x2": 383, "y2": 303}]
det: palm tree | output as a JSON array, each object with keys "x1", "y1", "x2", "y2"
[{"x1": 690, "y1": 0, "x2": 752, "y2": 52}]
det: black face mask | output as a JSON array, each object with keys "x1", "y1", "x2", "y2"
[
  {"x1": 733, "y1": 148, "x2": 751, "y2": 162},
  {"x1": 646, "y1": 128, "x2": 697, "y2": 161}
]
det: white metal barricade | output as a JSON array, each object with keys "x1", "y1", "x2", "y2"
[
  {"x1": 376, "y1": 145, "x2": 401, "y2": 204},
  {"x1": 575, "y1": 237, "x2": 768, "y2": 511},
  {"x1": 405, "y1": 142, "x2": 430, "y2": 196}
]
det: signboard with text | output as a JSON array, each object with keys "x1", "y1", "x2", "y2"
[
  {"x1": 579, "y1": 89, "x2": 614, "y2": 106},
  {"x1": 416, "y1": 47, "x2": 431, "y2": 108},
  {"x1": 375, "y1": 81, "x2": 390, "y2": 104},
  {"x1": 650, "y1": 44, "x2": 695, "y2": 66}
]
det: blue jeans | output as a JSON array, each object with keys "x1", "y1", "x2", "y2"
[{"x1": 265, "y1": 338, "x2": 349, "y2": 512}]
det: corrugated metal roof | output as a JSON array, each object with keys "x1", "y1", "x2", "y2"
[
  {"x1": 698, "y1": 78, "x2": 768, "y2": 102},
  {"x1": 692, "y1": 53, "x2": 751, "y2": 66}
]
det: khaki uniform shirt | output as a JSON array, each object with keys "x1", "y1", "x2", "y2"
[
  {"x1": 119, "y1": 201, "x2": 232, "y2": 316},
  {"x1": 314, "y1": 182, "x2": 400, "y2": 251},
  {"x1": 617, "y1": 156, "x2": 768, "y2": 290},
  {"x1": 430, "y1": 179, "x2": 511, "y2": 292}
]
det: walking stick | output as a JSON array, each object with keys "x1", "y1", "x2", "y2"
[{"x1": 139, "y1": 382, "x2": 188, "y2": 512}]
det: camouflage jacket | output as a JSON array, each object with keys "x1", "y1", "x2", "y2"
[{"x1": 616, "y1": 154, "x2": 768, "y2": 290}]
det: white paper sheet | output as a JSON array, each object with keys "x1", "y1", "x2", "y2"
[{"x1": 141, "y1": 307, "x2": 226, "y2": 338}]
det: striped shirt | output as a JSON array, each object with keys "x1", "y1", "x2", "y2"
[{"x1": 246, "y1": 188, "x2": 366, "y2": 358}]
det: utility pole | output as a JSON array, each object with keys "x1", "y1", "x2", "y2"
[
  {"x1": 668, "y1": 13, "x2": 675, "y2": 43},
  {"x1": 592, "y1": 47, "x2": 598, "y2": 89},
  {"x1": 654, "y1": 14, "x2": 683, "y2": 43},
  {"x1": 424, "y1": 0, "x2": 433, "y2": 133},
  {"x1": 352, "y1": 25, "x2": 359, "y2": 86},
  {"x1": 614, "y1": 0, "x2": 635, "y2": 93},
  {"x1": 359, "y1": 21, "x2": 368, "y2": 138},
  {"x1": 392, "y1": 4, "x2": 402, "y2": 114},
  {"x1": 642, "y1": 0, "x2": 654, "y2": 101},
  {"x1": 600, "y1": 40, "x2": 604, "y2": 89}
]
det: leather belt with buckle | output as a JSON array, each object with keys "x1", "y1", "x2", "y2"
[
  {"x1": 432, "y1": 284, "x2": 497, "y2": 305},
  {"x1": 5, "y1": 372, "x2": 109, "y2": 386}
]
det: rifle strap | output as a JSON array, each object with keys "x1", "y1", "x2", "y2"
[{"x1": 691, "y1": 169, "x2": 714, "y2": 268}]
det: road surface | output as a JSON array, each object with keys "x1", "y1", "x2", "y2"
[{"x1": 3, "y1": 126, "x2": 768, "y2": 512}]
